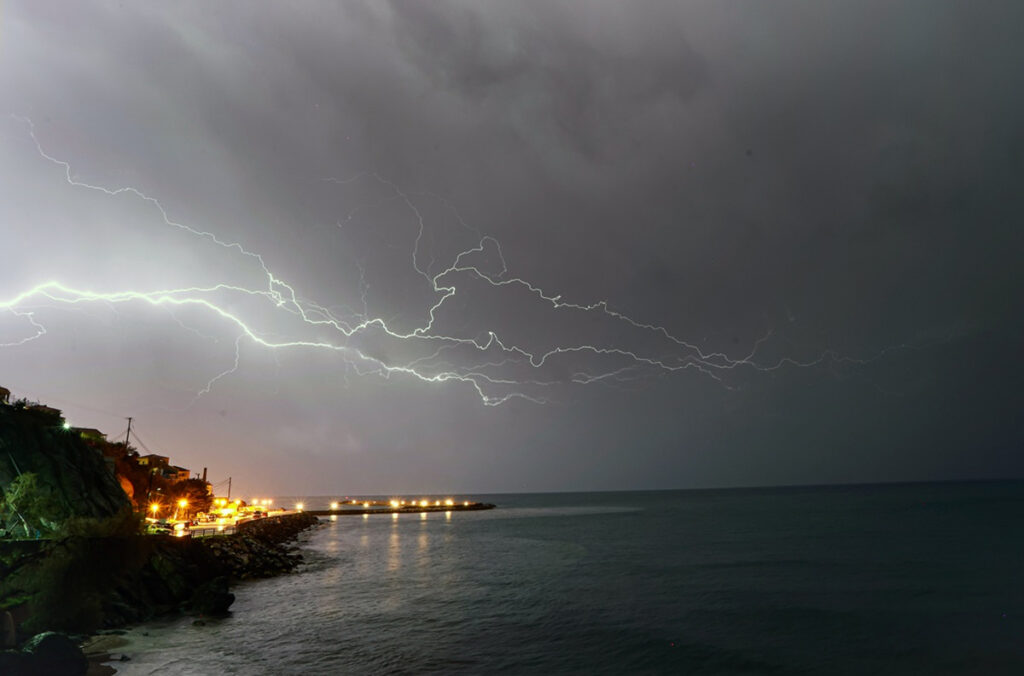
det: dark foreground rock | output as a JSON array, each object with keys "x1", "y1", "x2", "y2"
[{"x1": 0, "y1": 631, "x2": 87, "y2": 675}]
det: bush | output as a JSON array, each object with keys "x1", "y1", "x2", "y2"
[{"x1": 0, "y1": 474, "x2": 61, "y2": 538}]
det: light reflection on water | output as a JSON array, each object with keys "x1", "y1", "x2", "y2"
[
  {"x1": 387, "y1": 526, "x2": 400, "y2": 572},
  {"x1": 417, "y1": 531, "x2": 430, "y2": 567},
  {"x1": 105, "y1": 500, "x2": 622, "y2": 674}
]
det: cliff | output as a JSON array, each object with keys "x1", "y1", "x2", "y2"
[{"x1": 0, "y1": 404, "x2": 130, "y2": 536}]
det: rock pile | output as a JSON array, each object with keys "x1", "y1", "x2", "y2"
[
  {"x1": 199, "y1": 532, "x2": 301, "y2": 579},
  {"x1": 0, "y1": 631, "x2": 87, "y2": 675},
  {"x1": 199, "y1": 512, "x2": 320, "y2": 580},
  {"x1": 0, "y1": 513, "x2": 321, "y2": 638}
]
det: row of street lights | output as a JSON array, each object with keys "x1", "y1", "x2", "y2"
[
  {"x1": 325, "y1": 498, "x2": 470, "y2": 510},
  {"x1": 149, "y1": 499, "x2": 190, "y2": 520}
]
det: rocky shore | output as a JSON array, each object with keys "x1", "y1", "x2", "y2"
[
  {"x1": 0, "y1": 512, "x2": 321, "y2": 675},
  {"x1": 206, "y1": 512, "x2": 321, "y2": 581}
]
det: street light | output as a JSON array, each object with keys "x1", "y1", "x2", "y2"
[{"x1": 150, "y1": 503, "x2": 160, "y2": 517}]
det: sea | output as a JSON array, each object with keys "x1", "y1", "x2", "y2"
[{"x1": 103, "y1": 482, "x2": 1024, "y2": 675}]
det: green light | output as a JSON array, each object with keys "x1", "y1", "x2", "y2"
[{"x1": 62, "y1": 422, "x2": 71, "y2": 430}]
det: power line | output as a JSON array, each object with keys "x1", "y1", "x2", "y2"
[{"x1": 129, "y1": 429, "x2": 157, "y2": 456}]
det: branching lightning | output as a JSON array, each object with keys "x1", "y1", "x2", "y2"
[{"x1": 1, "y1": 115, "x2": 890, "y2": 406}]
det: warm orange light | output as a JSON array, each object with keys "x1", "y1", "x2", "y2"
[
  {"x1": 463, "y1": 501, "x2": 469, "y2": 506},
  {"x1": 295, "y1": 502, "x2": 304, "y2": 511},
  {"x1": 444, "y1": 499, "x2": 454, "y2": 506},
  {"x1": 420, "y1": 499, "x2": 429, "y2": 507},
  {"x1": 330, "y1": 502, "x2": 339, "y2": 510},
  {"x1": 363, "y1": 502, "x2": 370, "y2": 507},
  {"x1": 389, "y1": 500, "x2": 400, "y2": 508},
  {"x1": 149, "y1": 503, "x2": 159, "y2": 514},
  {"x1": 178, "y1": 499, "x2": 188, "y2": 508}
]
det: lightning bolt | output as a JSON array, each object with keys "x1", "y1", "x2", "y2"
[{"x1": 1, "y1": 116, "x2": 893, "y2": 406}]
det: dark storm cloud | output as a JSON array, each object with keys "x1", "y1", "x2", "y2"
[
  {"x1": 386, "y1": 0, "x2": 708, "y2": 162},
  {"x1": 1, "y1": 1, "x2": 1022, "y2": 493}
]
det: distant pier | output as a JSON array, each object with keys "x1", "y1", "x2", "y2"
[{"x1": 307, "y1": 501, "x2": 494, "y2": 517}]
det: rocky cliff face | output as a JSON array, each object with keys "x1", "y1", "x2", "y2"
[{"x1": 0, "y1": 405, "x2": 130, "y2": 534}]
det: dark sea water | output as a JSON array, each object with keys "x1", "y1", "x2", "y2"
[{"x1": 109, "y1": 482, "x2": 1024, "y2": 675}]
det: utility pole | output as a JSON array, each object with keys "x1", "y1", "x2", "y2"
[{"x1": 124, "y1": 416, "x2": 133, "y2": 449}]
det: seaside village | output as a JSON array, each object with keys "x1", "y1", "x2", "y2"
[
  {"x1": 0, "y1": 385, "x2": 275, "y2": 540},
  {"x1": 0, "y1": 384, "x2": 488, "y2": 544}
]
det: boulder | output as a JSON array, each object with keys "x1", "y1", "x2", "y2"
[
  {"x1": 190, "y1": 576, "x2": 234, "y2": 616},
  {"x1": 21, "y1": 631, "x2": 87, "y2": 674}
]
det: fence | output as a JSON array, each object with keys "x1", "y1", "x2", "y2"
[{"x1": 188, "y1": 524, "x2": 237, "y2": 538}]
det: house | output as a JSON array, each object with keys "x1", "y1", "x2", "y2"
[
  {"x1": 72, "y1": 427, "x2": 107, "y2": 442},
  {"x1": 163, "y1": 465, "x2": 191, "y2": 482},
  {"x1": 0, "y1": 386, "x2": 9, "y2": 404},
  {"x1": 26, "y1": 403, "x2": 62, "y2": 418},
  {"x1": 137, "y1": 454, "x2": 170, "y2": 468}
]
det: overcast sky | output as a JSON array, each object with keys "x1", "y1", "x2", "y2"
[{"x1": 1, "y1": 1, "x2": 1021, "y2": 496}]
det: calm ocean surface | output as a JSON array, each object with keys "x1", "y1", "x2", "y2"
[{"x1": 108, "y1": 482, "x2": 1024, "y2": 674}]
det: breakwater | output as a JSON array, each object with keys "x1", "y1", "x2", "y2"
[{"x1": 308, "y1": 502, "x2": 495, "y2": 516}]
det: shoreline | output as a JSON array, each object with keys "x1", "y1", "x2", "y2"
[
  {"x1": 87, "y1": 515, "x2": 326, "y2": 674},
  {"x1": 0, "y1": 513, "x2": 320, "y2": 675}
]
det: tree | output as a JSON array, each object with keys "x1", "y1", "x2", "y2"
[{"x1": 165, "y1": 479, "x2": 213, "y2": 517}]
